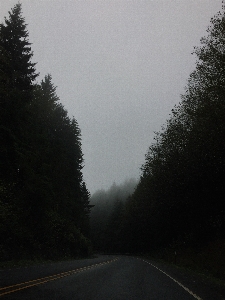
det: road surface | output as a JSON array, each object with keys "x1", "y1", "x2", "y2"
[{"x1": 0, "y1": 255, "x2": 224, "y2": 299}]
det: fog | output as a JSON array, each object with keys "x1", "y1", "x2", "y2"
[{"x1": 0, "y1": 0, "x2": 222, "y2": 193}]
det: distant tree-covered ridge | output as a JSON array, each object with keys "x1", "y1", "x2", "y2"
[
  {"x1": 0, "y1": 3, "x2": 91, "y2": 261},
  {"x1": 90, "y1": 178, "x2": 137, "y2": 252}
]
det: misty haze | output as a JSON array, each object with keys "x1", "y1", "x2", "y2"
[{"x1": 1, "y1": 1, "x2": 225, "y2": 299}]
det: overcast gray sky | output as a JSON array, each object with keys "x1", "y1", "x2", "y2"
[{"x1": 0, "y1": 0, "x2": 222, "y2": 194}]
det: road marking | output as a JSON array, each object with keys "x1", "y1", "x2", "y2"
[
  {"x1": 0, "y1": 258, "x2": 118, "y2": 297},
  {"x1": 142, "y1": 259, "x2": 202, "y2": 300}
]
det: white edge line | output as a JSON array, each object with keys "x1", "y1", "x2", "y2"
[{"x1": 142, "y1": 260, "x2": 203, "y2": 300}]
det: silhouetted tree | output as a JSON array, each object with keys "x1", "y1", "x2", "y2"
[
  {"x1": 90, "y1": 179, "x2": 137, "y2": 252},
  {"x1": 0, "y1": 4, "x2": 91, "y2": 260},
  {"x1": 122, "y1": 3, "x2": 225, "y2": 254}
]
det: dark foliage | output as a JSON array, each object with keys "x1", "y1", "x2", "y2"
[
  {"x1": 0, "y1": 3, "x2": 91, "y2": 261},
  {"x1": 90, "y1": 179, "x2": 137, "y2": 252},
  {"x1": 91, "y1": 4, "x2": 225, "y2": 266},
  {"x1": 121, "y1": 4, "x2": 225, "y2": 254}
]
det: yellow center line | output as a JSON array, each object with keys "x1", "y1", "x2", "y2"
[{"x1": 0, "y1": 258, "x2": 118, "y2": 297}]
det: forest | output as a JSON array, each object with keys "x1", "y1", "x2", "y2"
[
  {"x1": 90, "y1": 178, "x2": 137, "y2": 253},
  {"x1": 0, "y1": 3, "x2": 92, "y2": 261},
  {"x1": 1, "y1": 2, "x2": 225, "y2": 279},
  {"x1": 90, "y1": 4, "x2": 225, "y2": 278}
]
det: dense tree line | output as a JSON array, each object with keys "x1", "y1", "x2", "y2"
[
  {"x1": 122, "y1": 4, "x2": 225, "y2": 255},
  {"x1": 0, "y1": 3, "x2": 91, "y2": 261},
  {"x1": 91, "y1": 4, "x2": 225, "y2": 273},
  {"x1": 90, "y1": 179, "x2": 137, "y2": 253}
]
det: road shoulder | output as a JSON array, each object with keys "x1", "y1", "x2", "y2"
[{"x1": 141, "y1": 257, "x2": 225, "y2": 300}]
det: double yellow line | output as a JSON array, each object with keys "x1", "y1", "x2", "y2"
[{"x1": 0, "y1": 258, "x2": 118, "y2": 297}]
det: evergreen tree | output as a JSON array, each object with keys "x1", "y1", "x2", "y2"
[
  {"x1": 90, "y1": 179, "x2": 137, "y2": 252},
  {"x1": 0, "y1": 2, "x2": 38, "y2": 183},
  {"x1": 0, "y1": 3, "x2": 38, "y2": 91},
  {"x1": 0, "y1": 3, "x2": 39, "y2": 259},
  {"x1": 0, "y1": 4, "x2": 92, "y2": 260},
  {"x1": 121, "y1": 3, "x2": 225, "y2": 254},
  {"x1": 29, "y1": 75, "x2": 90, "y2": 258}
]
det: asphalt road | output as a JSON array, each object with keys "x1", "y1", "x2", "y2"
[{"x1": 0, "y1": 255, "x2": 224, "y2": 299}]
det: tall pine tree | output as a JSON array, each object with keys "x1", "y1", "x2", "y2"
[
  {"x1": 0, "y1": 4, "x2": 92, "y2": 260},
  {"x1": 0, "y1": 3, "x2": 39, "y2": 259},
  {"x1": 0, "y1": 2, "x2": 38, "y2": 181}
]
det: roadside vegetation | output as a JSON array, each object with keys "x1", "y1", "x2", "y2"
[
  {"x1": 0, "y1": 3, "x2": 92, "y2": 262},
  {"x1": 90, "y1": 178, "x2": 137, "y2": 252},
  {"x1": 90, "y1": 3, "x2": 225, "y2": 280},
  {"x1": 2, "y1": 2, "x2": 225, "y2": 281}
]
